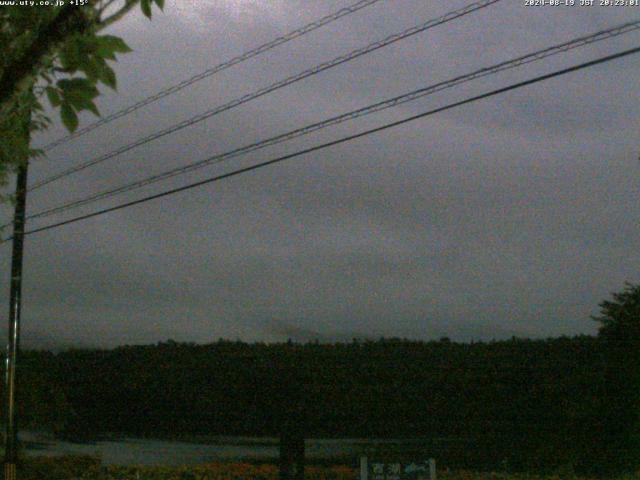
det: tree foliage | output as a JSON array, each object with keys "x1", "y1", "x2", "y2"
[
  {"x1": 0, "y1": 0, "x2": 163, "y2": 199},
  {"x1": 16, "y1": 281, "x2": 639, "y2": 477},
  {"x1": 15, "y1": 335, "x2": 607, "y2": 475},
  {"x1": 593, "y1": 282, "x2": 640, "y2": 342},
  {"x1": 592, "y1": 283, "x2": 640, "y2": 474}
]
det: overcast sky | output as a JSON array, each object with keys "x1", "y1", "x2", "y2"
[{"x1": 1, "y1": 0, "x2": 639, "y2": 348}]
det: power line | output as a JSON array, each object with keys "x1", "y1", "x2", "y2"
[
  {"x1": 30, "y1": 0, "x2": 502, "y2": 191},
  {"x1": 39, "y1": 0, "x2": 385, "y2": 152},
  {"x1": 10, "y1": 44, "x2": 639, "y2": 242},
  {"x1": 24, "y1": 20, "x2": 640, "y2": 223}
]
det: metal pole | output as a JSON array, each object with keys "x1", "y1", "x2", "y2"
[{"x1": 3, "y1": 127, "x2": 30, "y2": 480}]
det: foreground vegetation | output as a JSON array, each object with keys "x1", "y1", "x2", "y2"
[
  {"x1": 12, "y1": 335, "x2": 617, "y2": 474},
  {"x1": 20, "y1": 456, "x2": 352, "y2": 480},
  {"x1": 11, "y1": 284, "x2": 640, "y2": 475},
  {"x1": 16, "y1": 456, "x2": 640, "y2": 480}
]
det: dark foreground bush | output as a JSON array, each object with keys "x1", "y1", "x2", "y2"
[
  {"x1": 19, "y1": 455, "x2": 102, "y2": 479},
  {"x1": 14, "y1": 456, "x2": 640, "y2": 480}
]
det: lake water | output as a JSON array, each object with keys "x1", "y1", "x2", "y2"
[{"x1": 20, "y1": 432, "x2": 429, "y2": 466}]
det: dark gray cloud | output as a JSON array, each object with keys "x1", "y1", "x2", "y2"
[{"x1": 2, "y1": 0, "x2": 639, "y2": 347}]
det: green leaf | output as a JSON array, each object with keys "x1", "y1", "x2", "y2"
[
  {"x1": 81, "y1": 58, "x2": 101, "y2": 82},
  {"x1": 93, "y1": 37, "x2": 118, "y2": 61},
  {"x1": 80, "y1": 57, "x2": 117, "y2": 90},
  {"x1": 99, "y1": 64, "x2": 117, "y2": 90},
  {"x1": 82, "y1": 100, "x2": 100, "y2": 117},
  {"x1": 64, "y1": 90, "x2": 100, "y2": 116},
  {"x1": 58, "y1": 77, "x2": 101, "y2": 116},
  {"x1": 96, "y1": 35, "x2": 132, "y2": 54},
  {"x1": 59, "y1": 42, "x2": 81, "y2": 72},
  {"x1": 154, "y1": 0, "x2": 165, "y2": 10},
  {"x1": 57, "y1": 78, "x2": 99, "y2": 98},
  {"x1": 95, "y1": 48, "x2": 117, "y2": 61},
  {"x1": 141, "y1": 0, "x2": 152, "y2": 18},
  {"x1": 60, "y1": 103, "x2": 79, "y2": 132},
  {"x1": 64, "y1": 90, "x2": 94, "y2": 110},
  {"x1": 45, "y1": 87, "x2": 61, "y2": 107}
]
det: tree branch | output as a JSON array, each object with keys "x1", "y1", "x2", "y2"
[
  {"x1": 0, "y1": 5, "x2": 92, "y2": 114},
  {"x1": 97, "y1": 0, "x2": 140, "y2": 31},
  {"x1": 97, "y1": 0, "x2": 119, "y2": 17}
]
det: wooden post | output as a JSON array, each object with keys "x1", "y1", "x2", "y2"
[
  {"x1": 360, "y1": 455, "x2": 368, "y2": 480},
  {"x1": 279, "y1": 417, "x2": 305, "y2": 479},
  {"x1": 279, "y1": 351, "x2": 305, "y2": 480},
  {"x1": 429, "y1": 458, "x2": 436, "y2": 480}
]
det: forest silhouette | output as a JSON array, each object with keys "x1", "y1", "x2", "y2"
[{"x1": 11, "y1": 284, "x2": 640, "y2": 476}]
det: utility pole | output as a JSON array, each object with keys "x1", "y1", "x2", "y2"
[{"x1": 3, "y1": 114, "x2": 30, "y2": 480}]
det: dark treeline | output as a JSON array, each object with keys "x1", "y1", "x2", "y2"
[{"x1": 11, "y1": 335, "x2": 624, "y2": 474}]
